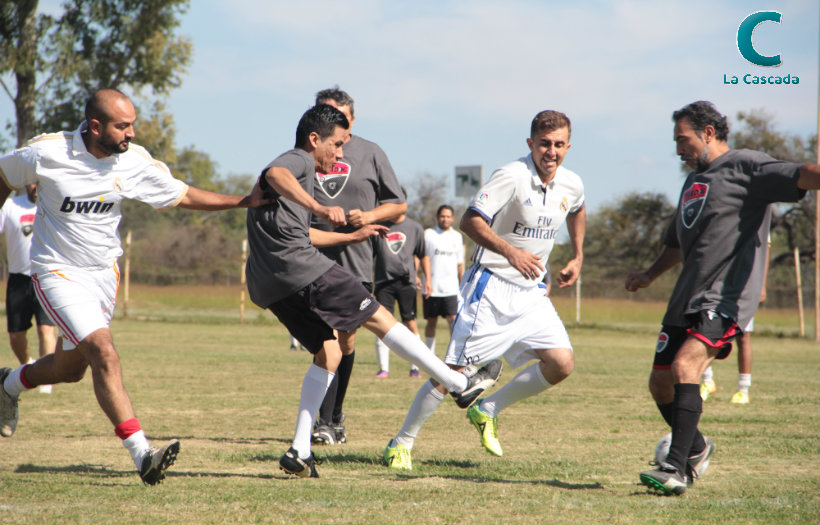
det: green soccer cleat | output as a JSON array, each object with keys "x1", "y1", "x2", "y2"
[
  {"x1": 467, "y1": 401, "x2": 502, "y2": 457},
  {"x1": 383, "y1": 438, "x2": 412, "y2": 470},
  {"x1": 640, "y1": 463, "x2": 688, "y2": 496}
]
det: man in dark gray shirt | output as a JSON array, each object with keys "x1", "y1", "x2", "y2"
[
  {"x1": 372, "y1": 210, "x2": 429, "y2": 379},
  {"x1": 625, "y1": 100, "x2": 820, "y2": 496},
  {"x1": 246, "y1": 104, "x2": 502, "y2": 478},
  {"x1": 310, "y1": 87, "x2": 406, "y2": 445}
]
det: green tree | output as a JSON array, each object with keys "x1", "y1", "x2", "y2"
[
  {"x1": 578, "y1": 191, "x2": 675, "y2": 281},
  {"x1": 1, "y1": 0, "x2": 192, "y2": 147}
]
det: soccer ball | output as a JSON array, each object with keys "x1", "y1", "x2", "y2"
[{"x1": 655, "y1": 432, "x2": 672, "y2": 464}]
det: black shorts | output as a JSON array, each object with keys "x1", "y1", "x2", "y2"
[
  {"x1": 653, "y1": 310, "x2": 739, "y2": 369},
  {"x1": 374, "y1": 278, "x2": 417, "y2": 323},
  {"x1": 6, "y1": 273, "x2": 55, "y2": 332},
  {"x1": 423, "y1": 295, "x2": 458, "y2": 319},
  {"x1": 268, "y1": 264, "x2": 380, "y2": 354}
]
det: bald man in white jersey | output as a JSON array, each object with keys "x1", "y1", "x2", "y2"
[
  {"x1": 0, "y1": 88, "x2": 268, "y2": 485},
  {"x1": 384, "y1": 110, "x2": 586, "y2": 469}
]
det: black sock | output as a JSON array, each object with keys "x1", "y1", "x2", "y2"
[
  {"x1": 333, "y1": 352, "x2": 355, "y2": 423},
  {"x1": 665, "y1": 383, "x2": 702, "y2": 473},
  {"x1": 657, "y1": 401, "x2": 706, "y2": 456},
  {"x1": 318, "y1": 374, "x2": 339, "y2": 426}
]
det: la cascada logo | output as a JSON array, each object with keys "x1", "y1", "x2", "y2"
[{"x1": 724, "y1": 10, "x2": 799, "y2": 86}]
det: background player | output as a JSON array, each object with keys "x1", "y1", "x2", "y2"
[
  {"x1": 422, "y1": 205, "x2": 464, "y2": 352},
  {"x1": 0, "y1": 183, "x2": 57, "y2": 391},
  {"x1": 372, "y1": 205, "x2": 429, "y2": 378}
]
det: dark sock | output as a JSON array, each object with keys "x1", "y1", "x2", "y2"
[
  {"x1": 333, "y1": 352, "x2": 355, "y2": 423},
  {"x1": 657, "y1": 401, "x2": 706, "y2": 457},
  {"x1": 665, "y1": 383, "x2": 702, "y2": 473},
  {"x1": 318, "y1": 374, "x2": 339, "y2": 426}
]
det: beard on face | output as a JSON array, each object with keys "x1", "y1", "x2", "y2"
[{"x1": 99, "y1": 133, "x2": 130, "y2": 155}]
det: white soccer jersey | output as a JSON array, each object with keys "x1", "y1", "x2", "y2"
[
  {"x1": 424, "y1": 226, "x2": 464, "y2": 296},
  {"x1": 468, "y1": 155, "x2": 584, "y2": 287},
  {"x1": 0, "y1": 123, "x2": 188, "y2": 272},
  {"x1": 0, "y1": 193, "x2": 37, "y2": 274}
]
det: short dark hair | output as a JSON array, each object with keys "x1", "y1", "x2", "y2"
[
  {"x1": 315, "y1": 86, "x2": 355, "y2": 117},
  {"x1": 294, "y1": 104, "x2": 349, "y2": 149},
  {"x1": 530, "y1": 110, "x2": 571, "y2": 139},
  {"x1": 672, "y1": 101, "x2": 729, "y2": 141},
  {"x1": 84, "y1": 88, "x2": 129, "y2": 123},
  {"x1": 436, "y1": 204, "x2": 454, "y2": 216}
]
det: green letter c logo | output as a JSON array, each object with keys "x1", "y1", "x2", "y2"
[{"x1": 737, "y1": 11, "x2": 782, "y2": 67}]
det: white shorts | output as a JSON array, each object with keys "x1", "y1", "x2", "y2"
[
  {"x1": 32, "y1": 264, "x2": 119, "y2": 349},
  {"x1": 445, "y1": 265, "x2": 572, "y2": 369}
]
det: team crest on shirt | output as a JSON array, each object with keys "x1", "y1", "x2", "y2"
[
  {"x1": 681, "y1": 182, "x2": 708, "y2": 229},
  {"x1": 316, "y1": 161, "x2": 352, "y2": 199},
  {"x1": 113, "y1": 177, "x2": 124, "y2": 193},
  {"x1": 655, "y1": 332, "x2": 669, "y2": 353},
  {"x1": 20, "y1": 214, "x2": 35, "y2": 237},
  {"x1": 560, "y1": 197, "x2": 569, "y2": 213},
  {"x1": 386, "y1": 232, "x2": 407, "y2": 254}
]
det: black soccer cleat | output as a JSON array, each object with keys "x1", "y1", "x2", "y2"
[
  {"x1": 451, "y1": 360, "x2": 503, "y2": 409},
  {"x1": 139, "y1": 439, "x2": 180, "y2": 486},
  {"x1": 279, "y1": 447, "x2": 320, "y2": 478}
]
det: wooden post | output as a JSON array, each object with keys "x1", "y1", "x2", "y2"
[
  {"x1": 123, "y1": 230, "x2": 131, "y2": 319},
  {"x1": 240, "y1": 238, "x2": 248, "y2": 323},
  {"x1": 795, "y1": 246, "x2": 805, "y2": 337},
  {"x1": 575, "y1": 274, "x2": 581, "y2": 323}
]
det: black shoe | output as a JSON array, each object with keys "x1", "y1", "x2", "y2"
[
  {"x1": 452, "y1": 360, "x2": 503, "y2": 409},
  {"x1": 332, "y1": 413, "x2": 347, "y2": 444},
  {"x1": 139, "y1": 439, "x2": 180, "y2": 486},
  {"x1": 279, "y1": 447, "x2": 320, "y2": 478},
  {"x1": 640, "y1": 462, "x2": 688, "y2": 495}
]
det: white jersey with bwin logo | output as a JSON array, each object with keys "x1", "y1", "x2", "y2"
[
  {"x1": 467, "y1": 155, "x2": 584, "y2": 288},
  {"x1": 0, "y1": 123, "x2": 188, "y2": 272}
]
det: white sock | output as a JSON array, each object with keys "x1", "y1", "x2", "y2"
[
  {"x1": 737, "y1": 373, "x2": 751, "y2": 393},
  {"x1": 395, "y1": 380, "x2": 445, "y2": 449},
  {"x1": 702, "y1": 366, "x2": 714, "y2": 383},
  {"x1": 3, "y1": 365, "x2": 34, "y2": 398},
  {"x1": 123, "y1": 430, "x2": 151, "y2": 469},
  {"x1": 382, "y1": 323, "x2": 467, "y2": 393},
  {"x1": 293, "y1": 364, "x2": 335, "y2": 459},
  {"x1": 480, "y1": 362, "x2": 552, "y2": 418},
  {"x1": 425, "y1": 337, "x2": 436, "y2": 352},
  {"x1": 376, "y1": 338, "x2": 390, "y2": 373},
  {"x1": 409, "y1": 334, "x2": 423, "y2": 373}
]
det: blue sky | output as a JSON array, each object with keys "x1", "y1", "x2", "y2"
[{"x1": 3, "y1": 0, "x2": 819, "y2": 213}]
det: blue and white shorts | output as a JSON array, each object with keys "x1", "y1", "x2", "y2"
[{"x1": 444, "y1": 265, "x2": 572, "y2": 369}]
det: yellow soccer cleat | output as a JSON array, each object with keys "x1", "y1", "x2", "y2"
[
  {"x1": 700, "y1": 380, "x2": 716, "y2": 401},
  {"x1": 383, "y1": 438, "x2": 412, "y2": 470},
  {"x1": 730, "y1": 391, "x2": 749, "y2": 404},
  {"x1": 467, "y1": 401, "x2": 503, "y2": 457}
]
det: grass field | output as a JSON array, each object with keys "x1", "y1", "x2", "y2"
[{"x1": 0, "y1": 285, "x2": 818, "y2": 524}]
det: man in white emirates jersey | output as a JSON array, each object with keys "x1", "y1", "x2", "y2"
[
  {"x1": 0, "y1": 88, "x2": 268, "y2": 485},
  {"x1": 0, "y1": 184, "x2": 57, "y2": 375},
  {"x1": 384, "y1": 110, "x2": 586, "y2": 469}
]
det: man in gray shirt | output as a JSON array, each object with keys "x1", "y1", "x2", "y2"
[
  {"x1": 245, "y1": 104, "x2": 502, "y2": 478},
  {"x1": 371, "y1": 209, "x2": 429, "y2": 379},
  {"x1": 310, "y1": 87, "x2": 406, "y2": 445},
  {"x1": 625, "y1": 100, "x2": 820, "y2": 495}
]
